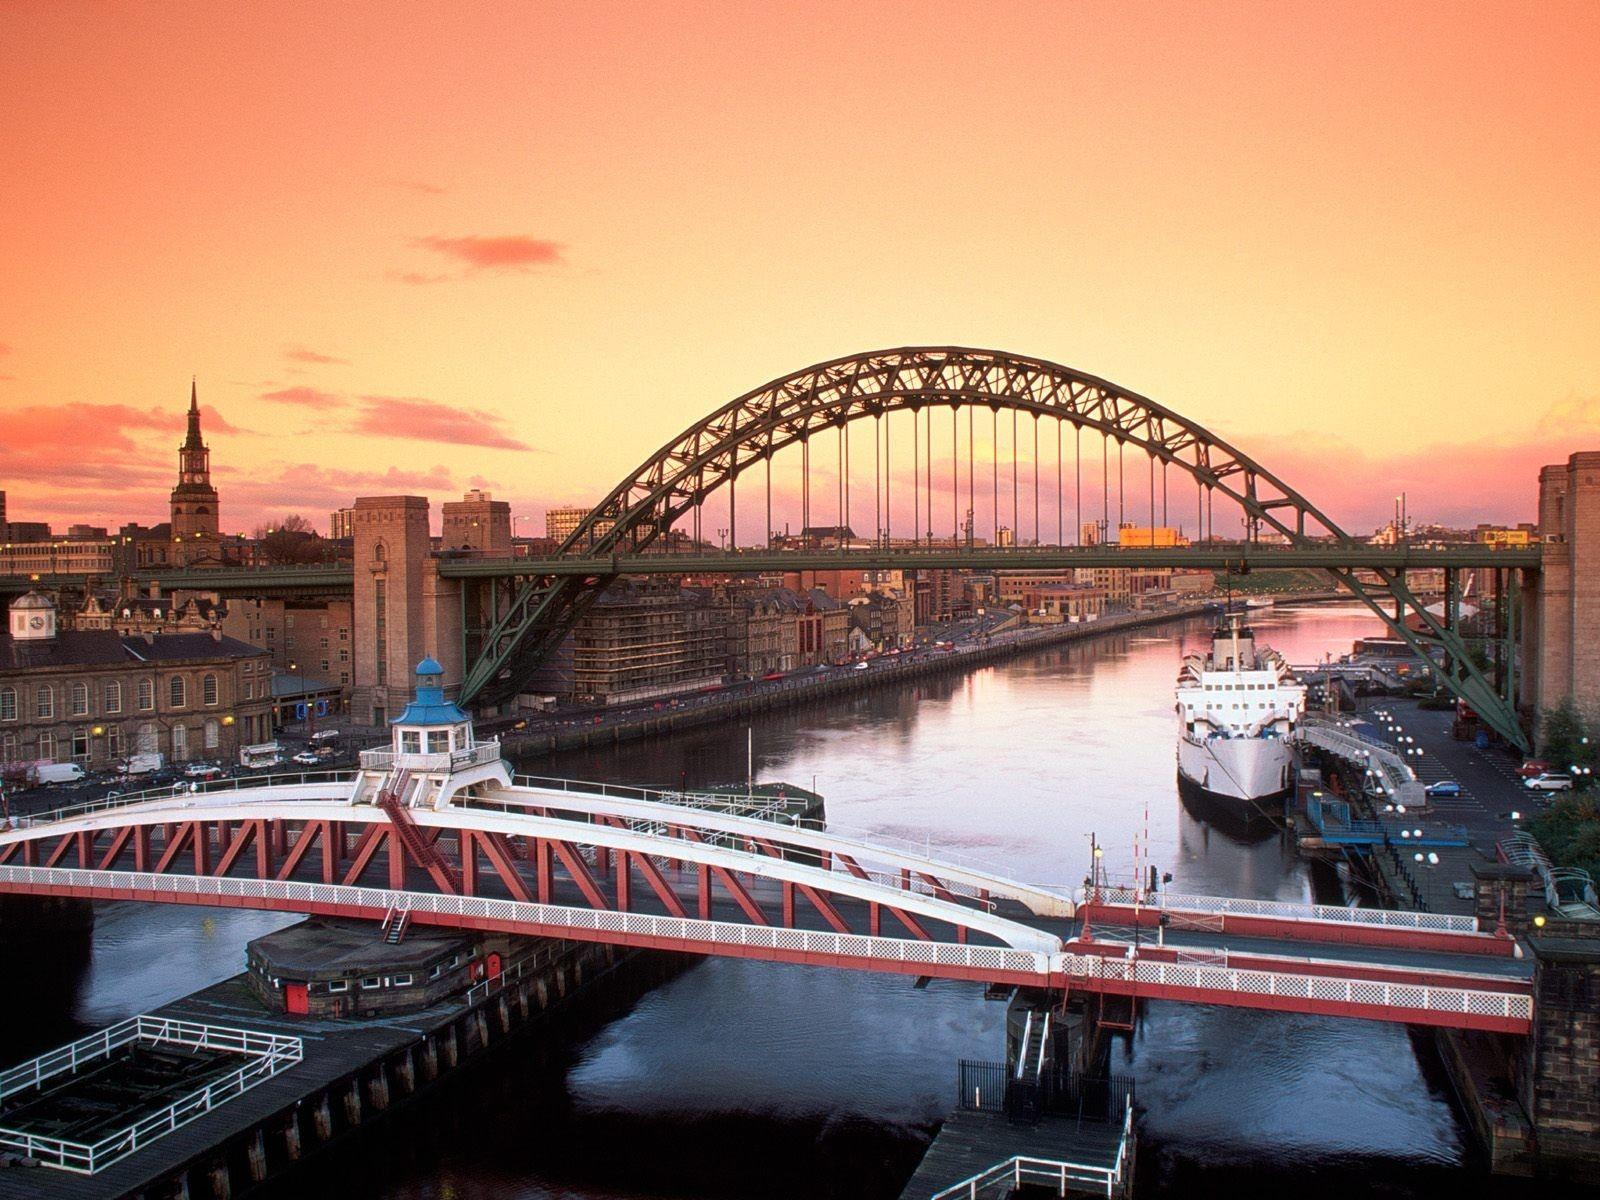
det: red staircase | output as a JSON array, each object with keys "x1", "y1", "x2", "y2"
[{"x1": 376, "y1": 772, "x2": 463, "y2": 894}]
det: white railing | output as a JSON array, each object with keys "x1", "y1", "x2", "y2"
[
  {"x1": 1058, "y1": 951, "x2": 1532, "y2": 1024},
  {"x1": 0, "y1": 1016, "x2": 302, "y2": 1174},
  {"x1": 359, "y1": 740, "x2": 503, "y2": 774},
  {"x1": 0, "y1": 865, "x2": 1531, "y2": 1027},
  {"x1": 8, "y1": 771, "x2": 352, "y2": 828},
  {"x1": 0, "y1": 863, "x2": 1052, "y2": 977},
  {"x1": 1085, "y1": 886, "x2": 1480, "y2": 933},
  {"x1": 511, "y1": 774, "x2": 797, "y2": 821},
  {"x1": 931, "y1": 1106, "x2": 1132, "y2": 1200}
]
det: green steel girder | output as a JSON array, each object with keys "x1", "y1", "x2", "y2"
[
  {"x1": 1325, "y1": 565, "x2": 1530, "y2": 752},
  {"x1": 456, "y1": 347, "x2": 1542, "y2": 723}
]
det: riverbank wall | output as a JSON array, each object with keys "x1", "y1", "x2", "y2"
[{"x1": 502, "y1": 602, "x2": 1219, "y2": 758}]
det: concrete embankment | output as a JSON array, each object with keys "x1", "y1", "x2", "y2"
[{"x1": 502, "y1": 603, "x2": 1219, "y2": 758}]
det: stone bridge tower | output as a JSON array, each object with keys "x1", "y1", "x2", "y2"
[
  {"x1": 349, "y1": 496, "x2": 463, "y2": 728},
  {"x1": 1524, "y1": 451, "x2": 1600, "y2": 736}
]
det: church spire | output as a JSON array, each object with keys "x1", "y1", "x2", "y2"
[{"x1": 184, "y1": 377, "x2": 204, "y2": 449}]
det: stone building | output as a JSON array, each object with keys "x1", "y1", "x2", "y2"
[
  {"x1": 440, "y1": 489, "x2": 512, "y2": 555},
  {"x1": 1526, "y1": 451, "x2": 1600, "y2": 730},
  {"x1": 848, "y1": 592, "x2": 914, "y2": 650},
  {"x1": 570, "y1": 581, "x2": 725, "y2": 705},
  {"x1": 0, "y1": 592, "x2": 273, "y2": 772},
  {"x1": 1021, "y1": 582, "x2": 1108, "y2": 622},
  {"x1": 715, "y1": 589, "x2": 789, "y2": 678},
  {"x1": 218, "y1": 597, "x2": 355, "y2": 688},
  {"x1": 72, "y1": 594, "x2": 222, "y2": 635},
  {"x1": 349, "y1": 496, "x2": 463, "y2": 728}
]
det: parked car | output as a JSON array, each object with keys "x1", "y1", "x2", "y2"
[
  {"x1": 183, "y1": 762, "x2": 223, "y2": 780},
  {"x1": 1424, "y1": 781, "x2": 1463, "y2": 799},
  {"x1": 291, "y1": 751, "x2": 322, "y2": 767},
  {"x1": 1523, "y1": 773, "x2": 1575, "y2": 792},
  {"x1": 1517, "y1": 759, "x2": 1551, "y2": 778}
]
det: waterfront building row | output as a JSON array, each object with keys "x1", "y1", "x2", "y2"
[{"x1": 0, "y1": 592, "x2": 275, "y2": 773}]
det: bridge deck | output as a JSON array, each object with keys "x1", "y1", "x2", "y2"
[{"x1": 0, "y1": 778, "x2": 1535, "y2": 1032}]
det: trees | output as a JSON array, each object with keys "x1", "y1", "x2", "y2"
[
  {"x1": 252, "y1": 515, "x2": 329, "y2": 565},
  {"x1": 1540, "y1": 699, "x2": 1596, "y2": 772}
]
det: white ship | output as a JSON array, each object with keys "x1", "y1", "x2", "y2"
[{"x1": 1175, "y1": 615, "x2": 1306, "y2": 804}]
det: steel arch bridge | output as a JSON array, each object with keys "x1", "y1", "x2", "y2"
[
  {"x1": 0, "y1": 770, "x2": 1534, "y2": 1033},
  {"x1": 460, "y1": 347, "x2": 1525, "y2": 747}
]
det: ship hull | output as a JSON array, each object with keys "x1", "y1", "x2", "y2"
[{"x1": 1176, "y1": 734, "x2": 1292, "y2": 803}]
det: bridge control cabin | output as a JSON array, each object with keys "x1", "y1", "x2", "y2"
[{"x1": 354, "y1": 657, "x2": 509, "y2": 808}]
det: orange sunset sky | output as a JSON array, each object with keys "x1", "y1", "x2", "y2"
[{"x1": 2, "y1": 1, "x2": 1597, "y2": 539}]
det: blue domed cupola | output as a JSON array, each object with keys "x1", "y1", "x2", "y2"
[{"x1": 389, "y1": 657, "x2": 474, "y2": 766}]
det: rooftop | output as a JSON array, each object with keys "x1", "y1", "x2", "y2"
[
  {"x1": 248, "y1": 918, "x2": 471, "y2": 974},
  {"x1": 0, "y1": 630, "x2": 268, "y2": 673}
]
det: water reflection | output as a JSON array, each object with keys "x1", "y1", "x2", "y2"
[{"x1": 9, "y1": 604, "x2": 1551, "y2": 1198}]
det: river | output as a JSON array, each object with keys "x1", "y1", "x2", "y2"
[{"x1": 2, "y1": 604, "x2": 1546, "y2": 1198}]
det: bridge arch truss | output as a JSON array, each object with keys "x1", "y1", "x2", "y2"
[{"x1": 461, "y1": 347, "x2": 1525, "y2": 749}]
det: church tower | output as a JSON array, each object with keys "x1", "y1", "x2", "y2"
[{"x1": 170, "y1": 379, "x2": 221, "y2": 563}]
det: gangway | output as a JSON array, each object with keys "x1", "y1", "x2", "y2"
[{"x1": 1294, "y1": 717, "x2": 1426, "y2": 810}]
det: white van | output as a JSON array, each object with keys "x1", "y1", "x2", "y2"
[
  {"x1": 121, "y1": 753, "x2": 165, "y2": 777},
  {"x1": 36, "y1": 763, "x2": 87, "y2": 785}
]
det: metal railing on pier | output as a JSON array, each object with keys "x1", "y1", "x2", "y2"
[{"x1": 0, "y1": 1016, "x2": 302, "y2": 1175}]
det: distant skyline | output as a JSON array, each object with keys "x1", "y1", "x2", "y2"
[{"x1": 2, "y1": 2, "x2": 1596, "y2": 536}]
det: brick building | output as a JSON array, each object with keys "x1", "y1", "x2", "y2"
[
  {"x1": 1, "y1": 592, "x2": 273, "y2": 772},
  {"x1": 219, "y1": 598, "x2": 355, "y2": 688},
  {"x1": 848, "y1": 592, "x2": 915, "y2": 649}
]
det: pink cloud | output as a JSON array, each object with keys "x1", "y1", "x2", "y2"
[
  {"x1": 392, "y1": 270, "x2": 454, "y2": 286},
  {"x1": 200, "y1": 405, "x2": 251, "y2": 436},
  {"x1": 352, "y1": 395, "x2": 532, "y2": 451},
  {"x1": 411, "y1": 234, "x2": 564, "y2": 271},
  {"x1": 261, "y1": 385, "x2": 345, "y2": 408},
  {"x1": 0, "y1": 403, "x2": 171, "y2": 453},
  {"x1": 383, "y1": 179, "x2": 447, "y2": 196},
  {"x1": 283, "y1": 346, "x2": 349, "y2": 366}
]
